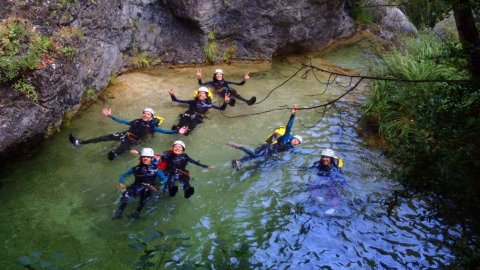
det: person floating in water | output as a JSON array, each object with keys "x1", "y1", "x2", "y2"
[
  {"x1": 196, "y1": 68, "x2": 256, "y2": 106},
  {"x1": 113, "y1": 148, "x2": 164, "y2": 220},
  {"x1": 227, "y1": 104, "x2": 303, "y2": 170},
  {"x1": 69, "y1": 108, "x2": 187, "y2": 160},
  {"x1": 308, "y1": 148, "x2": 347, "y2": 215},
  {"x1": 167, "y1": 86, "x2": 229, "y2": 135},
  {"x1": 157, "y1": 140, "x2": 211, "y2": 198},
  {"x1": 311, "y1": 148, "x2": 343, "y2": 177}
]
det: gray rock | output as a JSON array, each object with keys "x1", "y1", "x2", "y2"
[
  {"x1": 365, "y1": 0, "x2": 417, "y2": 40},
  {"x1": 433, "y1": 14, "x2": 459, "y2": 42}
]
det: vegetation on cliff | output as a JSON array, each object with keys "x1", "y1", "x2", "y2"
[{"x1": 0, "y1": 17, "x2": 81, "y2": 101}]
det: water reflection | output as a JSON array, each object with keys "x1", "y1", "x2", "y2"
[{"x1": 0, "y1": 42, "x2": 461, "y2": 269}]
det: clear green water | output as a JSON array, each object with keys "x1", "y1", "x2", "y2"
[{"x1": 0, "y1": 43, "x2": 460, "y2": 269}]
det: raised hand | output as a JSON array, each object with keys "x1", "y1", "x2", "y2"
[
  {"x1": 102, "y1": 108, "x2": 112, "y2": 116},
  {"x1": 178, "y1": 126, "x2": 189, "y2": 135},
  {"x1": 243, "y1": 71, "x2": 250, "y2": 81},
  {"x1": 167, "y1": 86, "x2": 175, "y2": 96},
  {"x1": 224, "y1": 93, "x2": 231, "y2": 103},
  {"x1": 196, "y1": 68, "x2": 202, "y2": 79},
  {"x1": 291, "y1": 104, "x2": 298, "y2": 115}
]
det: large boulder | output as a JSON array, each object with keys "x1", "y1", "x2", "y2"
[{"x1": 365, "y1": 0, "x2": 417, "y2": 40}]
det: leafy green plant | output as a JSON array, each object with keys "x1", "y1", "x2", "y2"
[
  {"x1": 0, "y1": 18, "x2": 73, "y2": 101},
  {"x1": 62, "y1": 109, "x2": 76, "y2": 128},
  {"x1": 362, "y1": 30, "x2": 480, "y2": 238},
  {"x1": 44, "y1": 123, "x2": 60, "y2": 138},
  {"x1": 223, "y1": 43, "x2": 238, "y2": 62},
  {"x1": 13, "y1": 80, "x2": 38, "y2": 102},
  {"x1": 0, "y1": 19, "x2": 51, "y2": 82},
  {"x1": 59, "y1": 45, "x2": 76, "y2": 57},
  {"x1": 108, "y1": 73, "x2": 117, "y2": 86},
  {"x1": 128, "y1": 228, "x2": 194, "y2": 269},
  {"x1": 132, "y1": 18, "x2": 140, "y2": 29},
  {"x1": 204, "y1": 30, "x2": 220, "y2": 64},
  {"x1": 81, "y1": 87, "x2": 98, "y2": 103},
  {"x1": 17, "y1": 251, "x2": 65, "y2": 269},
  {"x1": 129, "y1": 51, "x2": 155, "y2": 69},
  {"x1": 350, "y1": 6, "x2": 375, "y2": 25}
]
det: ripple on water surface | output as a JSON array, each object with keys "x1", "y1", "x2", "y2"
[{"x1": 0, "y1": 45, "x2": 461, "y2": 269}]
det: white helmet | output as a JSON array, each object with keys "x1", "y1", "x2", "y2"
[
  {"x1": 198, "y1": 86, "x2": 209, "y2": 93},
  {"x1": 214, "y1": 69, "x2": 224, "y2": 75},
  {"x1": 173, "y1": 140, "x2": 186, "y2": 149},
  {"x1": 140, "y1": 148, "x2": 155, "y2": 157},
  {"x1": 292, "y1": 135, "x2": 303, "y2": 144},
  {"x1": 321, "y1": 148, "x2": 335, "y2": 158},
  {"x1": 143, "y1": 108, "x2": 155, "y2": 116}
]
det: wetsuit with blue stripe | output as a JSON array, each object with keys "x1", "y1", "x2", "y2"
[
  {"x1": 237, "y1": 113, "x2": 296, "y2": 163},
  {"x1": 170, "y1": 94, "x2": 227, "y2": 135},
  {"x1": 78, "y1": 115, "x2": 178, "y2": 160},
  {"x1": 114, "y1": 161, "x2": 164, "y2": 218}
]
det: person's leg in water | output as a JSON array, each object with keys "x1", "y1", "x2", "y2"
[
  {"x1": 108, "y1": 137, "x2": 134, "y2": 160},
  {"x1": 228, "y1": 142, "x2": 266, "y2": 170},
  {"x1": 229, "y1": 88, "x2": 256, "y2": 106},
  {"x1": 216, "y1": 87, "x2": 236, "y2": 106},
  {"x1": 167, "y1": 174, "x2": 179, "y2": 197},
  {"x1": 69, "y1": 132, "x2": 124, "y2": 148},
  {"x1": 180, "y1": 175, "x2": 194, "y2": 198},
  {"x1": 185, "y1": 117, "x2": 203, "y2": 135},
  {"x1": 173, "y1": 114, "x2": 202, "y2": 135},
  {"x1": 113, "y1": 186, "x2": 135, "y2": 219},
  {"x1": 129, "y1": 188, "x2": 152, "y2": 220},
  {"x1": 70, "y1": 132, "x2": 131, "y2": 160}
]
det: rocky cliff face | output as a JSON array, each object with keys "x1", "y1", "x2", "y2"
[{"x1": 0, "y1": 0, "x2": 354, "y2": 163}]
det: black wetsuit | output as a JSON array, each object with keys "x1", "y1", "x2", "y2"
[
  {"x1": 237, "y1": 114, "x2": 297, "y2": 163},
  {"x1": 311, "y1": 159, "x2": 338, "y2": 177},
  {"x1": 75, "y1": 115, "x2": 177, "y2": 160},
  {"x1": 170, "y1": 94, "x2": 227, "y2": 135},
  {"x1": 114, "y1": 162, "x2": 162, "y2": 219},
  {"x1": 198, "y1": 77, "x2": 255, "y2": 105},
  {"x1": 160, "y1": 150, "x2": 208, "y2": 198}
]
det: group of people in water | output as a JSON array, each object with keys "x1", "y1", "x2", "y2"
[{"x1": 69, "y1": 68, "x2": 343, "y2": 220}]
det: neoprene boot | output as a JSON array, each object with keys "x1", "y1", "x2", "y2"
[
  {"x1": 246, "y1": 96, "x2": 256, "y2": 105},
  {"x1": 69, "y1": 134, "x2": 82, "y2": 147},
  {"x1": 234, "y1": 94, "x2": 256, "y2": 106},
  {"x1": 184, "y1": 187, "x2": 195, "y2": 198},
  {"x1": 169, "y1": 186, "x2": 179, "y2": 197},
  {"x1": 129, "y1": 211, "x2": 140, "y2": 220},
  {"x1": 232, "y1": 160, "x2": 241, "y2": 171},
  {"x1": 108, "y1": 151, "x2": 118, "y2": 160}
]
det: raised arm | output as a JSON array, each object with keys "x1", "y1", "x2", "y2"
[
  {"x1": 167, "y1": 86, "x2": 194, "y2": 105},
  {"x1": 210, "y1": 93, "x2": 230, "y2": 111},
  {"x1": 103, "y1": 108, "x2": 131, "y2": 125},
  {"x1": 281, "y1": 104, "x2": 298, "y2": 144},
  {"x1": 224, "y1": 72, "x2": 249, "y2": 86}
]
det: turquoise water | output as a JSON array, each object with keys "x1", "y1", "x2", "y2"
[{"x1": 0, "y1": 42, "x2": 460, "y2": 269}]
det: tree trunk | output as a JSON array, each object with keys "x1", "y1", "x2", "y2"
[{"x1": 452, "y1": 0, "x2": 480, "y2": 82}]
